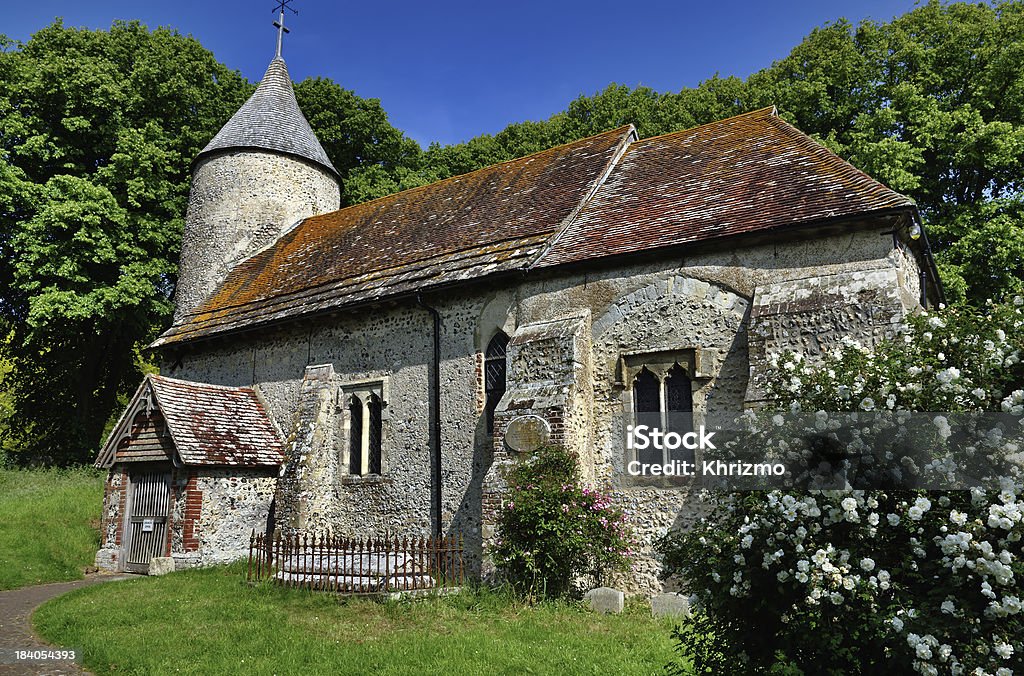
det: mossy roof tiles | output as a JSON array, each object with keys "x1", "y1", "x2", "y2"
[
  {"x1": 156, "y1": 125, "x2": 634, "y2": 345},
  {"x1": 156, "y1": 107, "x2": 914, "y2": 347},
  {"x1": 537, "y1": 107, "x2": 914, "y2": 267},
  {"x1": 96, "y1": 375, "x2": 285, "y2": 468}
]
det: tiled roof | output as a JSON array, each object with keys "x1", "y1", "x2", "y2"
[
  {"x1": 155, "y1": 125, "x2": 635, "y2": 346},
  {"x1": 156, "y1": 107, "x2": 915, "y2": 347},
  {"x1": 96, "y1": 375, "x2": 285, "y2": 468},
  {"x1": 197, "y1": 57, "x2": 338, "y2": 176},
  {"x1": 537, "y1": 107, "x2": 914, "y2": 267}
]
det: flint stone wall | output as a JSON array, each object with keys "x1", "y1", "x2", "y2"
[
  {"x1": 175, "y1": 150, "x2": 340, "y2": 320},
  {"x1": 166, "y1": 224, "x2": 924, "y2": 593},
  {"x1": 194, "y1": 467, "x2": 278, "y2": 565}
]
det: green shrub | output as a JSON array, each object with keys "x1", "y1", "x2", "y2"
[{"x1": 493, "y1": 445, "x2": 635, "y2": 598}]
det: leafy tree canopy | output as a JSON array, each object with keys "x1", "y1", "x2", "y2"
[
  {"x1": 0, "y1": 20, "x2": 253, "y2": 464},
  {"x1": 293, "y1": 77, "x2": 428, "y2": 205}
]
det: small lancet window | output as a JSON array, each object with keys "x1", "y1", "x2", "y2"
[
  {"x1": 665, "y1": 363, "x2": 693, "y2": 432},
  {"x1": 485, "y1": 331, "x2": 509, "y2": 435},
  {"x1": 633, "y1": 367, "x2": 662, "y2": 465},
  {"x1": 665, "y1": 363, "x2": 694, "y2": 463},
  {"x1": 367, "y1": 394, "x2": 382, "y2": 475},
  {"x1": 633, "y1": 367, "x2": 660, "y2": 416},
  {"x1": 348, "y1": 394, "x2": 363, "y2": 475}
]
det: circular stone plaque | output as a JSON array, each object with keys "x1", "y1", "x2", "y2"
[{"x1": 504, "y1": 415, "x2": 551, "y2": 453}]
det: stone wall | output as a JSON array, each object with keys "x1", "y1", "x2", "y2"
[
  {"x1": 95, "y1": 466, "x2": 128, "y2": 571},
  {"x1": 165, "y1": 222, "x2": 926, "y2": 593},
  {"x1": 194, "y1": 467, "x2": 278, "y2": 566},
  {"x1": 171, "y1": 295, "x2": 494, "y2": 574},
  {"x1": 95, "y1": 463, "x2": 277, "y2": 572},
  {"x1": 175, "y1": 150, "x2": 340, "y2": 320}
]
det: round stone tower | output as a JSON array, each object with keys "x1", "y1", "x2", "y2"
[{"x1": 174, "y1": 56, "x2": 341, "y2": 321}]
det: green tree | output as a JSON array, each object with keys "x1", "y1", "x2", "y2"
[
  {"x1": 746, "y1": 2, "x2": 1024, "y2": 304},
  {"x1": 0, "y1": 20, "x2": 250, "y2": 465},
  {"x1": 293, "y1": 77, "x2": 427, "y2": 205}
]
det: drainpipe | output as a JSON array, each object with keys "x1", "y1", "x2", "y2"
[{"x1": 417, "y1": 294, "x2": 443, "y2": 536}]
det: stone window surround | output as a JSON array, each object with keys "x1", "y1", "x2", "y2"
[
  {"x1": 617, "y1": 348, "x2": 714, "y2": 468},
  {"x1": 484, "y1": 330, "x2": 509, "y2": 436},
  {"x1": 336, "y1": 377, "x2": 389, "y2": 484}
]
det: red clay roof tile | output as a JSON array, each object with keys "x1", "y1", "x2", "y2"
[
  {"x1": 156, "y1": 125, "x2": 634, "y2": 346},
  {"x1": 155, "y1": 107, "x2": 914, "y2": 347},
  {"x1": 536, "y1": 107, "x2": 913, "y2": 267},
  {"x1": 96, "y1": 375, "x2": 285, "y2": 468}
]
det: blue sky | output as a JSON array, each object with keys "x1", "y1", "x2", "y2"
[{"x1": 6, "y1": 1, "x2": 921, "y2": 147}]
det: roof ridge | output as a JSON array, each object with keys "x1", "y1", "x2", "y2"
[
  {"x1": 528, "y1": 125, "x2": 638, "y2": 269},
  {"x1": 303, "y1": 124, "x2": 637, "y2": 216},
  {"x1": 633, "y1": 105, "x2": 778, "y2": 144},
  {"x1": 150, "y1": 373, "x2": 256, "y2": 393}
]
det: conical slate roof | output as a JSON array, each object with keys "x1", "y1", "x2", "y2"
[{"x1": 197, "y1": 57, "x2": 338, "y2": 176}]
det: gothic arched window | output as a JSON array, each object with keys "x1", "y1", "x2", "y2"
[
  {"x1": 665, "y1": 363, "x2": 693, "y2": 431},
  {"x1": 485, "y1": 331, "x2": 509, "y2": 434},
  {"x1": 633, "y1": 367, "x2": 660, "y2": 416},
  {"x1": 628, "y1": 360, "x2": 697, "y2": 467}
]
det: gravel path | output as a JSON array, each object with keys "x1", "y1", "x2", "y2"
[{"x1": 0, "y1": 574, "x2": 134, "y2": 676}]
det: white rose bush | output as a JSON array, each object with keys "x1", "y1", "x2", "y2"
[{"x1": 659, "y1": 300, "x2": 1024, "y2": 674}]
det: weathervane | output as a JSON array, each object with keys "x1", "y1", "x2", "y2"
[{"x1": 272, "y1": 0, "x2": 298, "y2": 58}]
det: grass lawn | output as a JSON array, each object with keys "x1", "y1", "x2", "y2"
[
  {"x1": 35, "y1": 564, "x2": 685, "y2": 675},
  {"x1": 0, "y1": 467, "x2": 105, "y2": 590}
]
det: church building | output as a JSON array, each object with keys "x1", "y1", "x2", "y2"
[{"x1": 95, "y1": 45, "x2": 941, "y2": 592}]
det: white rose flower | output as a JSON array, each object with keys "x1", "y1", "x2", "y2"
[{"x1": 860, "y1": 557, "x2": 875, "y2": 572}]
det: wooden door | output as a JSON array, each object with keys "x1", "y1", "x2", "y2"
[{"x1": 124, "y1": 469, "x2": 171, "y2": 574}]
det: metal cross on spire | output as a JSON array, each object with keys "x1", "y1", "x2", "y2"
[{"x1": 272, "y1": 0, "x2": 298, "y2": 58}]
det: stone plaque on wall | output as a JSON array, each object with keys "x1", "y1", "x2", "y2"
[{"x1": 504, "y1": 415, "x2": 550, "y2": 453}]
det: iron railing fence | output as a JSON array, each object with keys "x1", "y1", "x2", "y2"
[{"x1": 247, "y1": 531, "x2": 464, "y2": 594}]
